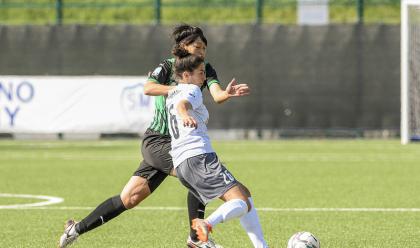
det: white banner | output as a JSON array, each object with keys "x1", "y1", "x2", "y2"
[
  {"x1": 298, "y1": 0, "x2": 329, "y2": 25},
  {"x1": 0, "y1": 76, "x2": 154, "y2": 133}
]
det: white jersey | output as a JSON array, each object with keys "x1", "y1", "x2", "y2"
[{"x1": 166, "y1": 84, "x2": 214, "y2": 167}]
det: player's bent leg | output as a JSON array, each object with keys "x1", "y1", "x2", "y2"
[
  {"x1": 192, "y1": 185, "x2": 249, "y2": 242},
  {"x1": 224, "y1": 184, "x2": 269, "y2": 248},
  {"x1": 59, "y1": 131, "x2": 171, "y2": 246},
  {"x1": 187, "y1": 191, "x2": 206, "y2": 241},
  {"x1": 237, "y1": 181, "x2": 251, "y2": 198},
  {"x1": 220, "y1": 185, "x2": 251, "y2": 212},
  {"x1": 195, "y1": 198, "x2": 248, "y2": 242},
  {"x1": 120, "y1": 176, "x2": 151, "y2": 209},
  {"x1": 123, "y1": 158, "x2": 169, "y2": 208},
  {"x1": 58, "y1": 181, "x2": 136, "y2": 245},
  {"x1": 239, "y1": 197, "x2": 269, "y2": 248},
  {"x1": 73, "y1": 194, "x2": 127, "y2": 236},
  {"x1": 59, "y1": 175, "x2": 155, "y2": 244},
  {"x1": 220, "y1": 185, "x2": 269, "y2": 248},
  {"x1": 185, "y1": 190, "x2": 223, "y2": 248}
]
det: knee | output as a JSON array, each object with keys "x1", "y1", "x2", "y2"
[
  {"x1": 241, "y1": 184, "x2": 251, "y2": 198},
  {"x1": 236, "y1": 198, "x2": 251, "y2": 213},
  {"x1": 120, "y1": 180, "x2": 150, "y2": 209},
  {"x1": 121, "y1": 193, "x2": 141, "y2": 209},
  {"x1": 245, "y1": 198, "x2": 252, "y2": 212},
  {"x1": 238, "y1": 184, "x2": 252, "y2": 212}
]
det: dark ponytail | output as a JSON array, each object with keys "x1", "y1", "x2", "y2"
[
  {"x1": 173, "y1": 46, "x2": 204, "y2": 79},
  {"x1": 172, "y1": 46, "x2": 190, "y2": 59}
]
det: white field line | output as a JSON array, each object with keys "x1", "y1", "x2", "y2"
[
  {"x1": 0, "y1": 193, "x2": 64, "y2": 209},
  {"x1": 0, "y1": 141, "x2": 131, "y2": 148},
  {"x1": 2, "y1": 193, "x2": 420, "y2": 212},
  {"x1": 2, "y1": 205, "x2": 420, "y2": 213},
  {"x1": 0, "y1": 153, "x2": 136, "y2": 161},
  {"x1": 257, "y1": 207, "x2": 420, "y2": 212}
]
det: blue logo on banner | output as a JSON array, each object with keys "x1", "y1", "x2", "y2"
[
  {"x1": 0, "y1": 80, "x2": 35, "y2": 127},
  {"x1": 120, "y1": 83, "x2": 151, "y2": 111},
  {"x1": 120, "y1": 82, "x2": 153, "y2": 130}
]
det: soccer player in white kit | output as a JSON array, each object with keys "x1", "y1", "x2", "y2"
[{"x1": 166, "y1": 48, "x2": 269, "y2": 248}]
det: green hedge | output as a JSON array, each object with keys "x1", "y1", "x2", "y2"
[{"x1": 0, "y1": 0, "x2": 401, "y2": 25}]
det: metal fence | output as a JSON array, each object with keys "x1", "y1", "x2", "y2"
[
  {"x1": 0, "y1": 0, "x2": 401, "y2": 25},
  {"x1": 0, "y1": 24, "x2": 401, "y2": 131}
]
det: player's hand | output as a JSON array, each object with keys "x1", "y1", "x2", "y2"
[
  {"x1": 225, "y1": 78, "x2": 250, "y2": 97},
  {"x1": 182, "y1": 116, "x2": 197, "y2": 129}
]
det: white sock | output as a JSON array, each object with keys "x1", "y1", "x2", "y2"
[
  {"x1": 240, "y1": 197, "x2": 269, "y2": 248},
  {"x1": 206, "y1": 199, "x2": 248, "y2": 227}
]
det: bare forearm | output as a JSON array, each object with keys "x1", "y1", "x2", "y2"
[
  {"x1": 209, "y1": 79, "x2": 250, "y2": 104},
  {"x1": 177, "y1": 100, "x2": 197, "y2": 128},
  {"x1": 212, "y1": 90, "x2": 230, "y2": 104},
  {"x1": 143, "y1": 81, "x2": 174, "y2": 96},
  {"x1": 176, "y1": 100, "x2": 192, "y2": 118}
]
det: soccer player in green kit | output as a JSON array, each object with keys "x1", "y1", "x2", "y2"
[{"x1": 59, "y1": 24, "x2": 250, "y2": 248}]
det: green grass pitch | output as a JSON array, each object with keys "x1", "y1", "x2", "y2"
[{"x1": 1, "y1": 139, "x2": 420, "y2": 247}]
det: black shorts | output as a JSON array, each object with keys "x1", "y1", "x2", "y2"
[{"x1": 133, "y1": 129, "x2": 173, "y2": 192}]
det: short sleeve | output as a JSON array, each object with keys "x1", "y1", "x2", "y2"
[
  {"x1": 183, "y1": 85, "x2": 202, "y2": 110},
  {"x1": 148, "y1": 59, "x2": 173, "y2": 85},
  {"x1": 204, "y1": 62, "x2": 220, "y2": 90}
]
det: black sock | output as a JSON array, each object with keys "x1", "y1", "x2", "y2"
[
  {"x1": 187, "y1": 191, "x2": 205, "y2": 241},
  {"x1": 75, "y1": 195, "x2": 127, "y2": 235}
]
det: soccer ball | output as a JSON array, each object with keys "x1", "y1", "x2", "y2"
[{"x1": 287, "y1": 231, "x2": 320, "y2": 248}]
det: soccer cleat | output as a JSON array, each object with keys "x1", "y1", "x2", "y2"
[
  {"x1": 187, "y1": 236, "x2": 223, "y2": 248},
  {"x1": 191, "y1": 218, "x2": 212, "y2": 243},
  {"x1": 58, "y1": 219, "x2": 79, "y2": 248}
]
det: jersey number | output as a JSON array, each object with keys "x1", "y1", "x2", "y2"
[
  {"x1": 168, "y1": 104, "x2": 180, "y2": 139},
  {"x1": 220, "y1": 170, "x2": 235, "y2": 185}
]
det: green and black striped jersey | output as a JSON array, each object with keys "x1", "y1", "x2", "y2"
[{"x1": 147, "y1": 58, "x2": 220, "y2": 136}]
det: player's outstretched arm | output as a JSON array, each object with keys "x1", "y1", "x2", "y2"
[
  {"x1": 144, "y1": 81, "x2": 175, "y2": 96},
  {"x1": 177, "y1": 100, "x2": 197, "y2": 128},
  {"x1": 209, "y1": 78, "x2": 250, "y2": 104}
]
